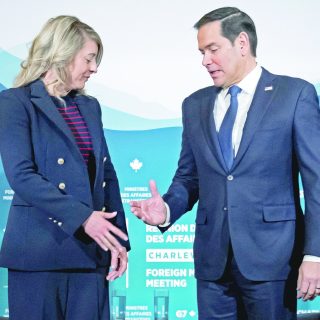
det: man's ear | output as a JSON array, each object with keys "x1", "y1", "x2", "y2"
[{"x1": 237, "y1": 31, "x2": 250, "y2": 56}]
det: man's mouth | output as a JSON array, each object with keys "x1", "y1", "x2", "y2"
[{"x1": 208, "y1": 70, "x2": 222, "y2": 78}]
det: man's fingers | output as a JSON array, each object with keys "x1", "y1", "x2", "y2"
[
  {"x1": 297, "y1": 262, "x2": 320, "y2": 299},
  {"x1": 296, "y1": 273, "x2": 302, "y2": 298},
  {"x1": 130, "y1": 204, "x2": 150, "y2": 222},
  {"x1": 297, "y1": 272, "x2": 302, "y2": 290},
  {"x1": 130, "y1": 200, "x2": 142, "y2": 209},
  {"x1": 316, "y1": 282, "x2": 320, "y2": 295},
  {"x1": 149, "y1": 180, "x2": 159, "y2": 197},
  {"x1": 130, "y1": 206, "x2": 142, "y2": 217},
  {"x1": 305, "y1": 282, "x2": 317, "y2": 300},
  {"x1": 298, "y1": 281, "x2": 310, "y2": 299},
  {"x1": 131, "y1": 207, "x2": 151, "y2": 223}
]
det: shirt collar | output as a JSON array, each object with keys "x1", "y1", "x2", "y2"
[
  {"x1": 221, "y1": 64, "x2": 262, "y2": 98},
  {"x1": 238, "y1": 64, "x2": 262, "y2": 95}
]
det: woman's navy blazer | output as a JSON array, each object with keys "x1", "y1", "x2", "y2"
[{"x1": 0, "y1": 79, "x2": 130, "y2": 270}]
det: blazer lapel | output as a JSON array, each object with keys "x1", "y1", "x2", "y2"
[
  {"x1": 200, "y1": 86, "x2": 227, "y2": 172},
  {"x1": 30, "y1": 80, "x2": 80, "y2": 151},
  {"x1": 31, "y1": 80, "x2": 90, "y2": 165},
  {"x1": 232, "y1": 69, "x2": 277, "y2": 169}
]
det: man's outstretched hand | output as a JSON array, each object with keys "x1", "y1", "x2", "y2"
[{"x1": 130, "y1": 180, "x2": 167, "y2": 226}]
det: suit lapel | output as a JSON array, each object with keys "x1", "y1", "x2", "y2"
[
  {"x1": 232, "y1": 69, "x2": 277, "y2": 169},
  {"x1": 200, "y1": 86, "x2": 227, "y2": 172}
]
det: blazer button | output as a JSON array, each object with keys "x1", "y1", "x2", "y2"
[
  {"x1": 103, "y1": 156, "x2": 107, "y2": 163},
  {"x1": 58, "y1": 182, "x2": 66, "y2": 190},
  {"x1": 102, "y1": 181, "x2": 106, "y2": 188},
  {"x1": 102, "y1": 206, "x2": 106, "y2": 212},
  {"x1": 227, "y1": 175, "x2": 234, "y2": 181},
  {"x1": 57, "y1": 222, "x2": 63, "y2": 227},
  {"x1": 57, "y1": 158, "x2": 65, "y2": 165}
]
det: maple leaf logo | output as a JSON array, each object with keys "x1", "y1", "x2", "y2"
[{"x1": 130, "y1": 159, "x2": 143, "y2": 172}]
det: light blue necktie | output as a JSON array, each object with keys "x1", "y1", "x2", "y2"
[{"x1": 218, "y1": 85, "x2": 242, "y2": 170}]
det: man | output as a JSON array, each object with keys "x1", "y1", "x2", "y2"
[{"x1": 130, "y1": 7, "x2": 320, "y2": 320}]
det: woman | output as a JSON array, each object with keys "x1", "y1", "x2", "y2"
[{"x1": 0, "y1": 15, "x2": 130, "y2": 320}]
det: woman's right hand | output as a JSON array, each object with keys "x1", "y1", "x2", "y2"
[{"x1": 82, "y1": 211, "x2": 128, "y2": 252}]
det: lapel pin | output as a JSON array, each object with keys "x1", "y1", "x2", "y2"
[{"x1": 264, "y1": 86, "x2": 273, "y2": 91}]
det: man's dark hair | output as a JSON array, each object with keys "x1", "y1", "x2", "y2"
[{"x1": 194, "y1": 7, "x2": 257, "y2": 57}]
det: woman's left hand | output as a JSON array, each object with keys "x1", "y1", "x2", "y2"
[{"x1": 106, "y1": 247, "x2": 128, "y2": 281}]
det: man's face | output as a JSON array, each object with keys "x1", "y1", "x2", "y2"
[{"x1": 197, "y1": 21, "x2": 244, "y2": 88}]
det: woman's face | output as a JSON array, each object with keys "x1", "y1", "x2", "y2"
[{"x1": 67, "y1": 38, "x2": 98, "y2": 90}]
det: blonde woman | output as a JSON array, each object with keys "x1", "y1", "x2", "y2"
[{"x1": 0, "y1": 15, "x2": 130, "y2": 320}]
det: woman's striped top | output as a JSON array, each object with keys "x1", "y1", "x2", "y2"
[{"x1": 52, "y1": 95, "x2": 94, "y2": 164}]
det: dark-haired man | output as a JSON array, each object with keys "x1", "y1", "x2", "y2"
[{"x1": 130, "y1": 7, "x2": 320, "y2": 319}]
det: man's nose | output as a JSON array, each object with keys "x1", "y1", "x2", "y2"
[{"x1": 202, "y1": 52, "x2": 212, "y2": 67}]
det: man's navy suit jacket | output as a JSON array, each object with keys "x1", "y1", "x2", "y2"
[
  {"x1": 0, "y1": 80, "x2": 129, "y2": 271},
  {"x1": 162, "y1": 68, "x2": 320, "y2": 282}
]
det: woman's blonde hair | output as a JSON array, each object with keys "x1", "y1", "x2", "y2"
[{"x1": 14, "y1": 15, "x2": 103, "y2": 94}]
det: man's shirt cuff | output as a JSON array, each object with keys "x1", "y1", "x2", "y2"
[
  {"x1": 158, "y1": 202, "x2": 171, "y2": 227},
  {"x1": 303, "y1": 255, "x2": 320, "y2": 262}
]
